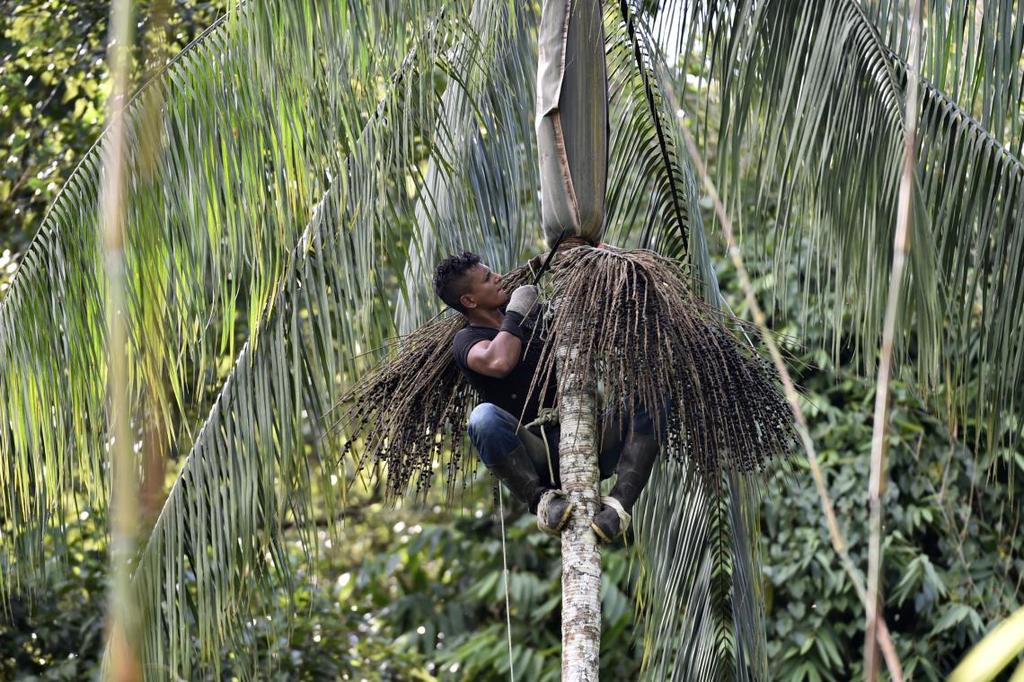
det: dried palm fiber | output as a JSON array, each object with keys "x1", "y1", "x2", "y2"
[
  {"x1": 334, "y1": 245, "x2": 791, "y2": 500},
  {"x1": 525, "y1": 244, "x2": 793, "y2": 475}
]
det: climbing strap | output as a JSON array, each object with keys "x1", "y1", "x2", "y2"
[
  {"x1": 535, "y1": 488, "x2": 569, "y2": 537},
  {"x1": 524, "y1": 408, "x2": 560, "y2": 429},
  {"x1": 530, "y1": 228, "x2": 569, "y2": 285},
  {"x1": 600, "y1": 495, "x2": 632, "y2": 535},
  {"x1": 525, "y1": 408, "x2": 560, "y2": 486}
]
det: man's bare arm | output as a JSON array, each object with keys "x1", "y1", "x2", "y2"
[{"x1": 466, "y1": 334, "x2": 523, "y2": 378}]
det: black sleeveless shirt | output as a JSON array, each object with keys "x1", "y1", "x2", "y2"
[{"x1": 452, "y1": 322, "x2": 555, "y2": 424}]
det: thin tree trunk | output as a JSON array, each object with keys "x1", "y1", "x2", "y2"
[
  {"x1": 865, "y1": 1, "x2": 921, "y2": 677},
  {"x1": 101, "y1": 0, "x2": 142, "y2": 679},
  {"x1": 556, "y1": 344, "x2": 601, "y2": 680}
]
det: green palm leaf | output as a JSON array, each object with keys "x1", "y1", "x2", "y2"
[
  {"x1": 396, "y1": 1, "x2": 540, "y2": 334},
  {"x1": 127, "y1": 27, "x2": 440, "y2": 682},
  {"x1": 0, "y1": 0, "x2": 443, "y2": 590},
  {"x1": 670, "y1": 0, "x2": 1024, "y2": 448},
  {"x1": 605, "y1": 0, "x2": 693, "y2": 258},
  {"x1": 866, "y1": 0, "x2": 1024, "y2": 153},
  {"x1": 118, "y1": 2, "x2": 540, "y2": 673}
]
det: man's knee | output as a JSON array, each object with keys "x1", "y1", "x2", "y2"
[
  {"x1": 633, "y1": 398, "x2": 673, "y2": 436},
  {"x1": 468, "y1": 403, "x2": 503, "y2": 438},
  {"x1": 632, "y1": 410, "x2": 656, "y2": 436},
  {"x1": 467, "y1": 403, "x2": 522, "y2": 467}
]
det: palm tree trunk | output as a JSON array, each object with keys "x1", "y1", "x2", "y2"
[
  {"x1": 536, "y1": 0, "x2": 607, "y2": 674},
  {"x1": 555, "y1": 344, "x2": 602, "y2": 679}
]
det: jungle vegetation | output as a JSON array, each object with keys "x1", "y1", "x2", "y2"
[{"x1": 1, "y1": 0, "x2": 1023, "y2": 679}]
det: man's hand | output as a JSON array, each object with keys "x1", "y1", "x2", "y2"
[
  {"x1": 465, "y1": 285, "x2": 540, "y2": 379},
  {"x1": 507, "y1": 284, "x2": 540, "y2": 319},
  {"x1": 465, "y1": 285, "x2": 542, "y2": 378},
  {"x1": 501, "y1": 284, "x2": 540, "y2": 342}
]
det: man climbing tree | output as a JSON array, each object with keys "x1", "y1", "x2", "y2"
[{"x1": 433, "y1": 251, "x2": 659, "y2": 542}]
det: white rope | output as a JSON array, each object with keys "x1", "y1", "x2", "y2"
[
  {"x1": 600, "y1": 494, "x2": 632, "y2": 534},
  {"x1": 498, "y1": 484, "x2": 515, "y2": 682},
  {"x1": 540, "y1": 422, "x2": 556, "y2": 485},
  {"x1": 525, "y1": 408, "x2": 560, "y2": 485}
]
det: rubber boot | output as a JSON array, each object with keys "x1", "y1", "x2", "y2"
[
  {"x1": 592, "y1": 432, "x2": 658, "y2": 543},
  {"x1": 489, "y1": 443, "x2": 572, "y2": 535}
]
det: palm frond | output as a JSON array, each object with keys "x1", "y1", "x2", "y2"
[
  {"x1": 118, "y1": 3, "x2": 543, "y2": 674},
  {"x1": 633, "y1": 461, "x2": 723, "y2": 681},
  {"x1": 725, "y1": 470, "x2": 769, "y2": 680},
  {"x1": 633, "y1": 466, "x2": 770, "y2": 682},
  {"x1": 659, "y1": 0, "x2": 1024, "y2": 447},
  {"x1": 395, "y1": 1, "x2": 539, "y2": 334},
  {"x1": 867, "y1": 0, "x2": 1024, "y2": 155},
  {"x1": 0, "y1": 0, "x2": 450, "y2": 589},
  {"x1": 907, "y1": 61, "x2": 1024, "y2": 448},
  {"x1": 604, "y1": 0, "x2": 692, "y2": 258}
]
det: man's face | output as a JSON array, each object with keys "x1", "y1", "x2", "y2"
[{"x1": 459, "y1": 264, "x2": 509, "y2": 312}]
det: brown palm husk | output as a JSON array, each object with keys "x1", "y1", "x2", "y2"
[
  {"x1": 332, "y1": 245, "x2": 793, "y2": 500},
  {"x1": 526, "y1": 245, "x2": 793, "y2": 475}
]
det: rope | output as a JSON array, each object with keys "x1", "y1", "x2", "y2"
[
  {"x1": 498, "y1": 484, "x2": 515, "y2": 682},
  {"x1": 494, "y1": 244, "x2": 564, "y2": 680},
  {"x1": 600, "y1": 495, "x2": 632, "y2": 535},
  {"x1": 525, "y1": 408, "x2": 560, "y2": 486},
  {"x1": 540, "y1": 427, "x2": 555, "y2": 488}
]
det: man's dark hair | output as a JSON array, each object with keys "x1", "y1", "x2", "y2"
[{"x1": 434, "y1": 252, "x2": 481, "y2": 314}]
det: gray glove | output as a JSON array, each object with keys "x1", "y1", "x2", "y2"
[
  {"x1": 506, "y1": 284, "x2": 540, "y2": 318},
  {"x1": 501, "y1": 284, "x2": 540, "y2": 340}
]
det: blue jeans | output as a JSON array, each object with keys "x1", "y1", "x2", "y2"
[{"x1": 467, "y1": 403, "x2": 659, "y2": 487}]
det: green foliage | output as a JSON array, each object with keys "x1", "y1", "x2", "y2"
[
  {"x1": 221, "y1": 498, "x2": 639, "y2": 680},
  {"x1": 762, "y1": 353, "x2": 1023, "y2": 680},
  {"x1": 718, "y1": 233, "x2": 1024, "y2": 680},
  {"x1": 664, "y1": 0, "x2": 1024, "y2": 449},
  {"x1": 0, "y1": 0, "x2": 221, "y2": 263},
  {"x1": 0, "y1": 512, "x2": 107, "y2": 680},
  {"x1": 222, "y1": 495, "x2": 639, "y2": 681},
  {"x1": 0, "y1": 481, "x2": 643, "y2": 680}
]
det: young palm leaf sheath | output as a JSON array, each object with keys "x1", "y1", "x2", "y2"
[{"x1": 335, "y1": 245, "x2": 792, "y2": 500}]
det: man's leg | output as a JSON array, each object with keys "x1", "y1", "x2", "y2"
[
  {"x1": 468, "y1": 403, "x2": 572, "y2": 534},
  {"x1": 517, "y1": 423, "x2": 561, "y2": 488},
  {"x1": 597, "y1": 413, "x2": 626, "y2": 480},
  {"x1": 591, "y1": 408, "x2": 660, "y2": 543}
]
